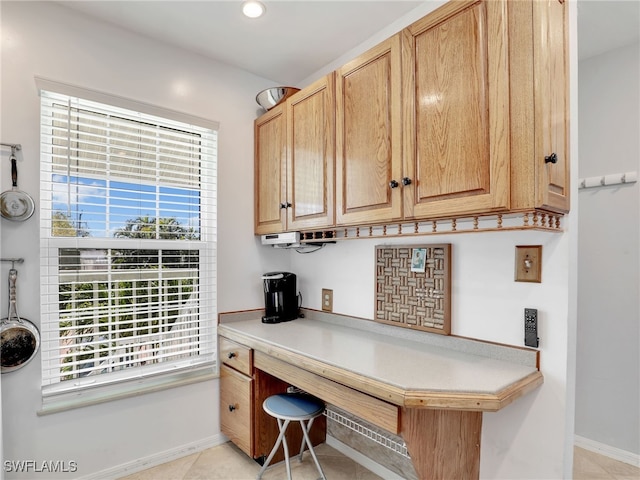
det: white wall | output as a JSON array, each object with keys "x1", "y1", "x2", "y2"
[
  {"x1": 576, "y1": 41, "x2": 640, "y2": 457},
  {"x1": 0, "y1": 2, "x2": 284, "y2": 478}
]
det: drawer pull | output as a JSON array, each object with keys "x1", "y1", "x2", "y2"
[
  {"x1": 227, "y1": 352, "x2": 237, "y2": 359},
  {"x1": 228, "y1": 404, "x2": 237, "y2": 412}
]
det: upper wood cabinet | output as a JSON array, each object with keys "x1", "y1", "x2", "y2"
[
  {"x1": 401, "y1": 0, "x2": 510, "y2": 219},
  {"x1": 254, "y1": 104, "x2": 286, "y2": 235},
  {"x1": 536, "y1": 0, "x2": 569, "y2": 212},
  {"x1": 287, "y1": 75, "x2": 335, "y2": 231},
  {"x1": 540, "y1": 0, "x2": 569, "y2": 213},
  {"x1": 254, "y1": 75, "x2": 335, "y2": 235},
  {"x1": 510, "y1": 0, "x2": 570, "y2": 213},
  {"x1": 253, "y1": 0, "x2": 570, "y2": 236},
  {"x1": 335, "y1": 34, "x2": 402, "y2": 226}
]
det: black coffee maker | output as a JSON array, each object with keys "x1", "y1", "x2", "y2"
[{"x1": 262, "y1": 272, "x2": 299, "y2": 323}]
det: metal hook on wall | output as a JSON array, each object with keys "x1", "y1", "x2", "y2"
[
  {"x1": 579, "y1": 171, "x2": 638, "y2": 189},
  {"x1": 1, "y1": 143, "x2": 22, "y2": 165},
  {"x1": 0, "y1": 143, "x2": 22, "y2": 153},
  {"x1": 0, "y1": 258, "x2": 25, "y2": 269}
]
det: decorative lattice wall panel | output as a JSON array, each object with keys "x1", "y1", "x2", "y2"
[{"x1": 375, "y1": 244, "x2": 451, "y2": 335}]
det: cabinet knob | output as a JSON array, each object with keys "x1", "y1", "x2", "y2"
[
  {"x1": 402, "y1": 177, "x2": 412, "y2": 186},
  {"x1": 389, "y1": 180, "x2": 399, "y2": 189},
  {"x1": 227, "y1": 352, "x2": 236, "y2": 359},
  {"x1": 228, "y1": 404, "x2": 236, "y2": 412},
  {"x1": 544, "y1": 153, "x2": 558, "y2": 164},
  {"x1": 279, "y1": 202, "x2": 292, "y2": 209}
]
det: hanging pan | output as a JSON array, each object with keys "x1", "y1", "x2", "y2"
[
  {"x1": 1, "y1": 268, "x2": 40, "y2": 373},
  {"x1": 1, "y1": 147, "x2": 35, "y2": 221}
]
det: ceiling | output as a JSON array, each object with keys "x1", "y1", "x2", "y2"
[
  {"x1": 56, "y1": 0, "x2": 640, "y2": 86},
  {"x1": 55, "y1": 0, "x2": 425, "y2": 85}
]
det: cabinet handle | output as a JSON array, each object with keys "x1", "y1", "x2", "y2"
[
  {"x1": 228, "y1": 404, "x2": 236, "y2": 412},
  {"x1": 402, "y1": 177, "x2": 412, "y2": 186},
  {"x1": 227, "y1": 352, "x2": 236, "y2": 359},
  {"x1": 389, "y1": 180, "x2": 399, "y2": 189},
  {"x1": 279, "y1": 202, "x2": 292, "y2": 209},
  {"x1": 544, "y1": 153, "x2": 558, "y2": 164}
]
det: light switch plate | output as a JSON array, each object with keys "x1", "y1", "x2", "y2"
[
  {"x1": 515, "y1": 245, "x2": 542, "y2": 283},
  {"x1": 322, "y1": 288, "x2": 333, "y2": 312}
]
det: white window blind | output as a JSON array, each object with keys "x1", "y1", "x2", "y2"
[{"x1": 39, "y1": 87, "x2": 217, "y2": 406}]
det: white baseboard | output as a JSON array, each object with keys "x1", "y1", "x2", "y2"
[
  {"x1": 575, "y1": 435, "x2": 640, "y2": 468},
  {"x1": 78, "y1": 434, "x2": 227, "y2": 480},
  {"x1": 326, "y1": 435, "x2": 405, "y2": 480}
]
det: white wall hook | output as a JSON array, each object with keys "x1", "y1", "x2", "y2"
[{"x1": 578, "y1": 171, "x2": 638, "y2": 189}]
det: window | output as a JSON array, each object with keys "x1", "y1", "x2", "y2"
[{"x1": 38, "y1": 81, "x2": 217, "y2": 411}]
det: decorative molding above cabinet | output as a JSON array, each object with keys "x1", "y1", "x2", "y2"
[{"x1": 254, "y1": 0, "x2": 570, "y2": 238}]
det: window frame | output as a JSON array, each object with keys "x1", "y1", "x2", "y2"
[{"x1": 37, "y1": 78, "x2": 219, "y2": 414}]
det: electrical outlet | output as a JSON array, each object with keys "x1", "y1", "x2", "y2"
[
  {"x1": 524, "y1": 308, "x2": 539, "y2": 348},
  {"x1": 322, "y1": 289, "x2": 333, "y2": 312}
]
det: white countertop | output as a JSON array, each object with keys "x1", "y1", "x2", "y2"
[{"x1": 218, "y1": 314, "x2": 540, "y2": 396}]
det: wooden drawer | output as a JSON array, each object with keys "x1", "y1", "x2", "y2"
[
  {"x1": 220, "y1": 336, "x2": 252, "y2": 376},
  {"x1": 220, "y1": 364, "x2": 253, "y2": 457}
]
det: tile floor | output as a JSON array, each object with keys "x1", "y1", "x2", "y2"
[
  {"x1": 119, "y1": 443, "x2": 381, "y2": 480},
  {"x1": 572, "y1": 447, "x2": 639, "y2": 480},
  {"x1": 119, "y1": 443, "x2": 639, "y2": 480}
]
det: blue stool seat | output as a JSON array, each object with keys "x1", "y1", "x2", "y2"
[
  {"x1": 257, "y1": 393, "x2": 326, "y2": 480},
  {"x1": 263, "y1": 393, "x2": 325, "y2": 420}
]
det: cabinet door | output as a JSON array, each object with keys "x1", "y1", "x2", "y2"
[
  {"x1": 335, "y1": 34, "x2": 402, "y2": 225},
  {"x1": 220, "y1": 364, "x2": 253, "y2": 457},
  {"x1": 402, "y1": 0, "x2": 510, "y2": 218},
  {"x1": 254, "y1": 105, "x2": 286, "y2": 235},
  {"x1": 287, "y1": 75, "x2": 335, "y2": 230},
  {"x1": 534, "y1": 0, "x2": 569, "y2": 212}
]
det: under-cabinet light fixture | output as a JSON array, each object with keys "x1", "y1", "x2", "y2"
[{"x1": 242, "y1": 0, "x2": 266, "y2": 18}]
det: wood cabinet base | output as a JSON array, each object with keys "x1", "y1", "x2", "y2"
[
  {"x1": 256, "y1": 349, "x2": 483, "y2": 479},
  {"x1": 253, "y1": 368, "x2": 326, "y2": 465},
  {"x1": 401, "y1": 408, "x2": 482, "y2": 480}
]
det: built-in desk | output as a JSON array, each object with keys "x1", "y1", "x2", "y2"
[{"x1": 218, "y1": 309, "x2": 543, "y2": 479}]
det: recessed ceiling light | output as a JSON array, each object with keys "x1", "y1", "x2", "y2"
[{"x1": 242, "y1": 0, "x2": 266, "y2": 18}]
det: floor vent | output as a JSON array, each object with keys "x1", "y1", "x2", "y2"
[
  {"x1": 285, "y1": 387, "x2": 410, "y2": 460},
  {"x1": 324, "y1": 406, "x2": 410, "y2": 458}
]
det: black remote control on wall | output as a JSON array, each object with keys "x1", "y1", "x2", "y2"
[{"x1": 525, "y1": 308, "x2": 539, "y2": 348}]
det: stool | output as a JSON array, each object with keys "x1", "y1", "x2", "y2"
[{"x1": 256, "y1": 393, "x2": 327, "y2": 480}]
